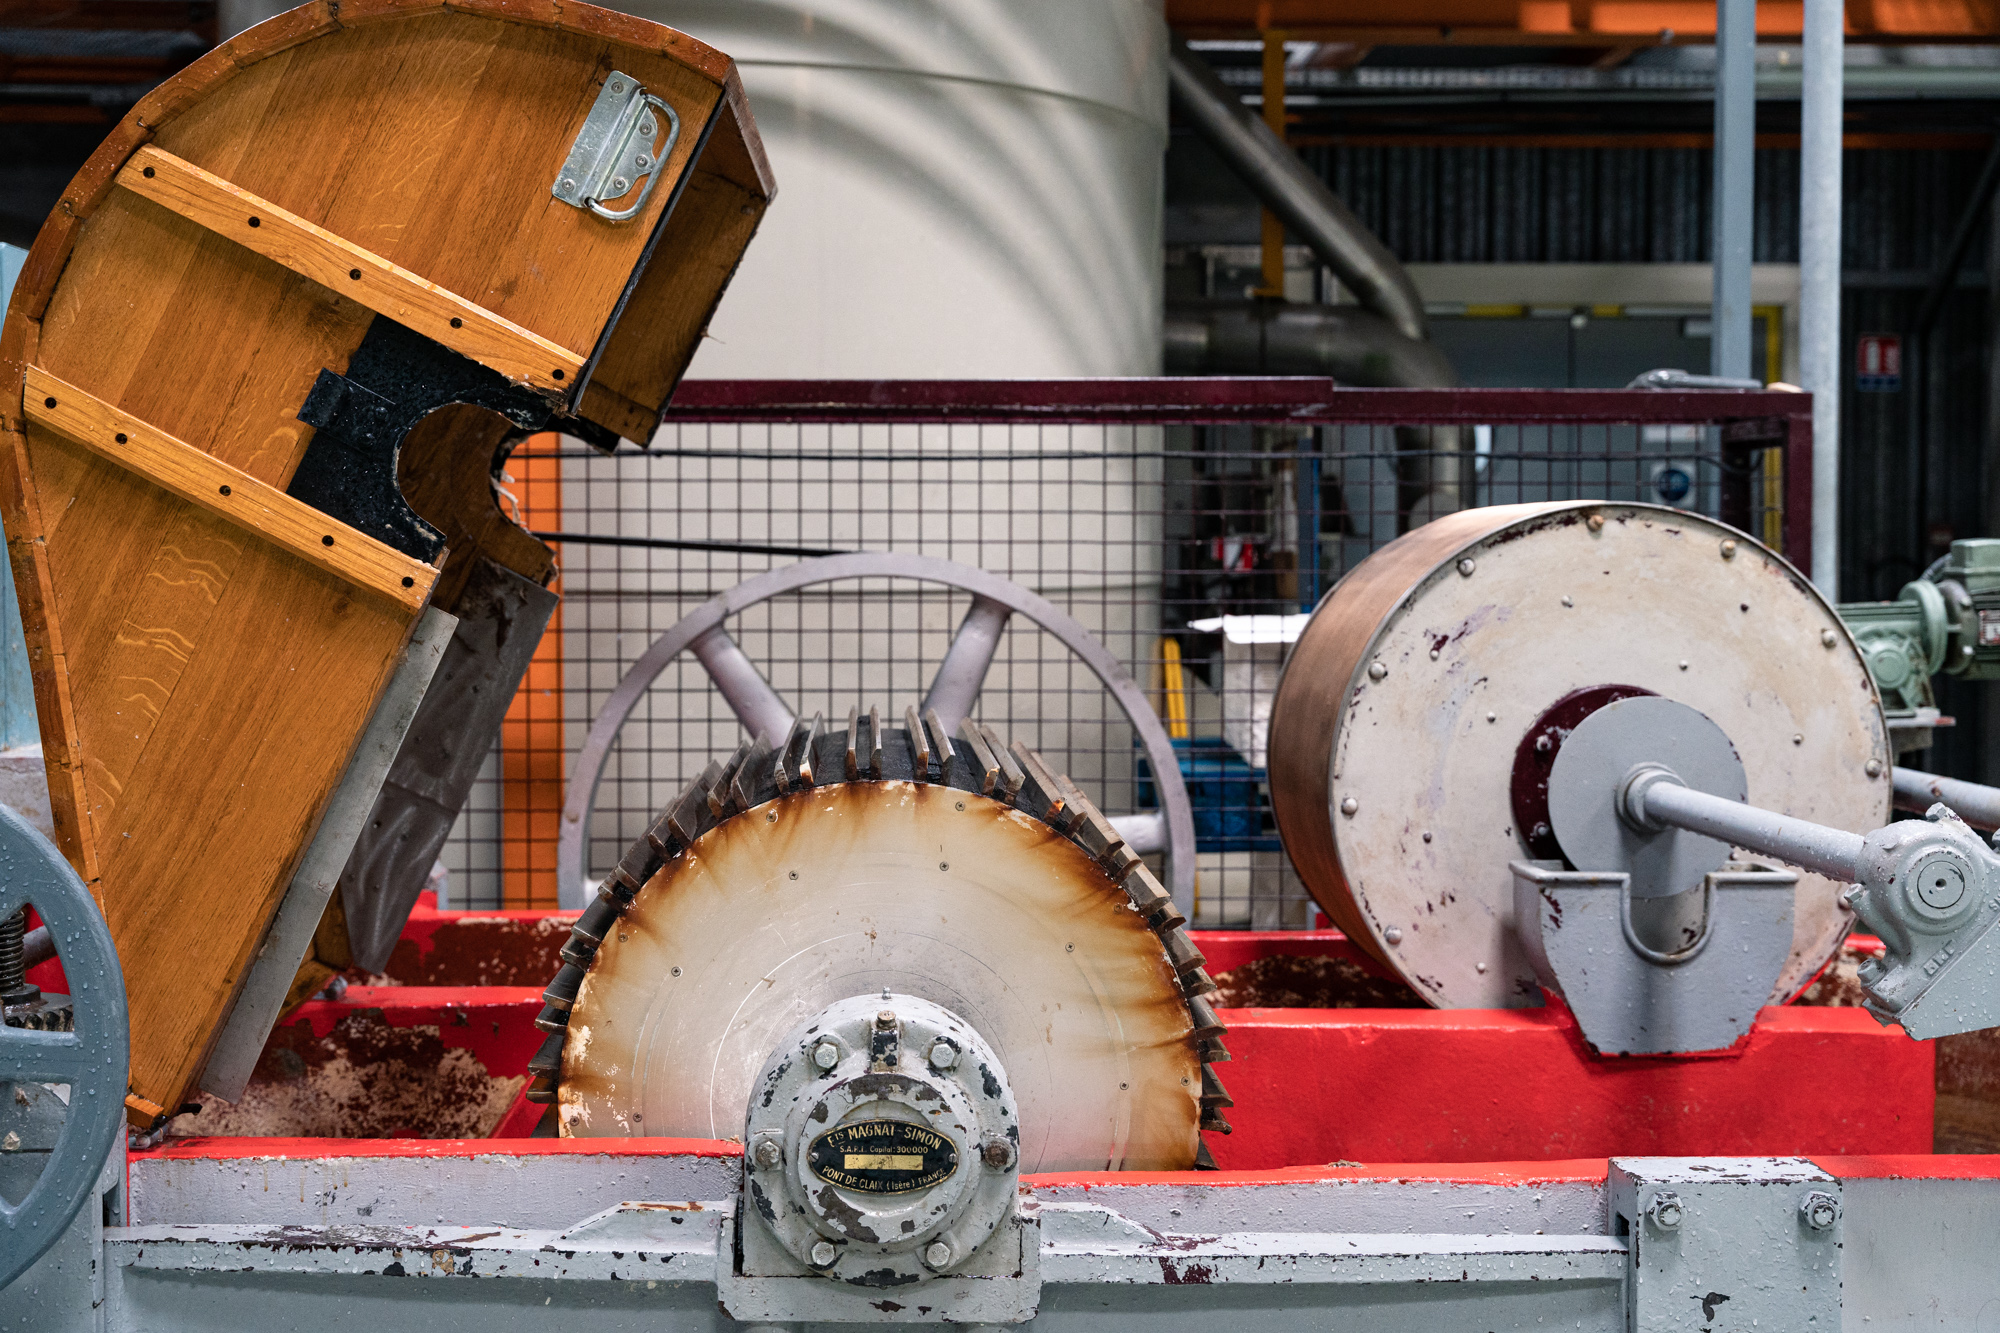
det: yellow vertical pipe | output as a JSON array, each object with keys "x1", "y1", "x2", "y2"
[{"x1": 1258, "y1": 30, "x2": 1287, "y2": 298}]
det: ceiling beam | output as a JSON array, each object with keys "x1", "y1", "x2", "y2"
[{"x1": 1167, "y1": 1, "x2": 2000, "y2": 42}]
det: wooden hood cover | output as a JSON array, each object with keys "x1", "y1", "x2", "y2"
[{"x1": 0, "y1": 0, "x2": 773, "y2": 1125}]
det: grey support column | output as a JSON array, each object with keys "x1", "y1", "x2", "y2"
[
  {"x1": 1711, "y1": 0, "x2": 1758, "y2": 383},
  {"x1": 1802, "y1": 0, "x2": 1844, "y2": 597}
]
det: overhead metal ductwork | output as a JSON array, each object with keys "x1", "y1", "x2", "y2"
[
  {"x1": 1165, "y1": 42, "x2": 1429, "y2": 344},
  {"x1": 1164, "y1": 40, "x2": 1466, "y2": 524}
]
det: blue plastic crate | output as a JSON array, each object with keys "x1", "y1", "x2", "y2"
[{"x1": 1135, "y1": 737, "x2": 1271, "y2": 848}]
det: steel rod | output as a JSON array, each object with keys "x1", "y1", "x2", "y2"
[
  {"x1": 1711, "y1": 0, "x2": 1756, "y2": 382},
  {"x1": 1892, "y1": 765, "x2": 2000, "y2": 831},
  {"x1": 1800, "y1": 0, "x2": 1843, "y2": 597},
  {"x1": 1633, "y1": 778, "x2": 1867, "y2": 882}
]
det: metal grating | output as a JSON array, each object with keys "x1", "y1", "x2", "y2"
[{"x1": 440, "y1": 381, "x2": 1810, "y2": 929}]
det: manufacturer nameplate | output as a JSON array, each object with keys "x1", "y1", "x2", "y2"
[{"x1": 807, "y1": 1120, "x2": 957, "y2": 1195}]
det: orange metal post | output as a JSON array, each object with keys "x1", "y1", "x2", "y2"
[{"x1": 500, "y1": 433, "x2": 565, "y2": 909}]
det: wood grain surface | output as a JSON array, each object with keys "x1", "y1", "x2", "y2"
[
  {"x1": 26, "y1": 367, "x2": 437, "y2": 613},
  {"x1": 0, "y1": 0, "x2": 771, "y2": 1124},
  {"x1": 117, "y1": 146, "x2": 585, "y2": 393}
]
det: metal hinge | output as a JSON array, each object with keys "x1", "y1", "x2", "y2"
[{"x1": 551, "y1": 71, "x2": 680, "y2": 223}]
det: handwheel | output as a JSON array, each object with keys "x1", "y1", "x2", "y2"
[
  {"x1": 0, "y1": 804, "x2": 127, "y2": 1290},
  {"x1": 557, "y1": 553, "x2": 1196, "y2": 910}
]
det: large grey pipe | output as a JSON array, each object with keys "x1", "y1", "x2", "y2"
[
  {"x1": 1167, "y1": 41, "x2": 1429, "y2": 343},
  {"x1": 1163, "y1": 301, "x2": 1451, "y2": 385}
]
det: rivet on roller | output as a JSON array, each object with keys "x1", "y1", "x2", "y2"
[
  {"x1": 1457, "y1": 558, "x2": 1476, "y2": 577},
  {"x1": 1368, "y1": 661, "x2": 1388, "y2": 681},
  {"x1": 1384, "y1": 927, "x2": 1404, "y2": 945},
  {"x1": 1720, "y1": 539, "x2": 1738, "y2": 559},
  {"x1": 1587, "y1": 514, "x2": 1605, "y2": 532},
  {"x1": 1340, "y1": 796, "x2": 1358, "y2": 816},
  {"x1": 1822, "y1": 628, "x2": 1839, "y2": 648},
  {"x1": 1865, "y1": 759, "x2": 1884, "y2": 778}
]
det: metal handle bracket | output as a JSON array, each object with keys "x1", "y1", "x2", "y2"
[{"x1": 551, "y1": 71, "x2": 680, "y2": 223}]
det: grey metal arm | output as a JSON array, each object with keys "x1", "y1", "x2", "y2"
[
  {"x1": 1618, "y1": 767, "x2": 1999, "y2": 1039},
  {"x1": 1624, "y1": 769, "x2": 1868, "y2": 882},
  {"x1": 1892, "y1": 765, "x2": 2000, "y2": 831}
]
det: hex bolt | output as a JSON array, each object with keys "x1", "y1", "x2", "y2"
[
  {"x1": 1800, "y1": 1191, "x2": 1840, "y2": 1231},
  {"x1": 1648, "y1": 1191, "x2": 1684, "y2": 1230},
  {"x1": 810, "y1": 1240, "x2": 837, "y2": 1266},
  {"x1": 753, "y1": 1139, "x2": 782, "y2": 1170},
  {"x1": 923, "y1": 1241, "x2": 952, "y2": 1268},
  {"x1": 1457, "y1": 558, "x2": 1476, "y2": 577},
  {"x1": 928, "y1": 1041, "x2": 958, "y2": 1070},
  {"x1": 813, "y1": 1041, "x2": 841, "y2": 1071},
  {"x1": 981, "y1": 1138, "x2": 1017, "y2": 1170}
]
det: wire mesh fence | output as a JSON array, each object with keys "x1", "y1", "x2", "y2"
[{"x1": 441, "y1": 382, "x2": 1809, "y2": 928}]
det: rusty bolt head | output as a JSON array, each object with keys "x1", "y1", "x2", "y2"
[
  {"x1": 981, "y1": 1138, "x2": 1017, "y2": 1170},
  {"x1": 753, "y1": 1139, "x2": 782, "y2": 1169},
  {"x1": 876, "y1": 1010, "x2": 898, "y2": 1029},
  {"x1": 813, "y1": 1040, "x2": 841, "y2": 1071},
  {"x1": 1648, "y1": 1191, "x2": 1684, "y2": 1230},
  {"x1": 1800, "y1": 1191, "x2": 1840, "y2": 1231},
  {"x1": 923, "y1": 1241, "x2": 953, "y2": 1268},
  {"x1": 810, "y1": 1240, "x2": 837, "y2": 1266}
]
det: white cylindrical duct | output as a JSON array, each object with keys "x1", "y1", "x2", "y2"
[
  {"x1": 543, "y1": 3, "x2": 1173, "y2": 902},
  {"x1": 638, "y1": 0, "x2": 1168, "y2": 376}
]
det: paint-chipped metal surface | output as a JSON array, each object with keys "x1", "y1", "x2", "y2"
[
  {"x1": 1273, "y1": 502, "x2": 1889, "y2": 1010},
  {"x1": 125, "y1": 1144, "x2": 743, "y2": 1230},
  {"x1": 561, "y1": 782, "x2": 1200, "y2": 1170}
]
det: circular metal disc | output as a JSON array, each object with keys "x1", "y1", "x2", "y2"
[
  {"x1": 1269, "y1": 502, "x2": 1890, "y2": 1009},
  {"x1": 559, "y1": 781, "x2": 1201, "y2": 1171},
  {"x1": 1547, "y1": 695, "x2": 1748, "y2": 897}
]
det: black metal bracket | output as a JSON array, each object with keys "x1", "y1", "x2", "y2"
[{"x1": 290, "y1": 318, "x2": 557, "y2": 563}]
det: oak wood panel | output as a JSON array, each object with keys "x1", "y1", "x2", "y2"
[
  {"x1": 25, "y1": 367, "x2": 437, "y2": 613},
  {"x1": 22, "y1": 416, "x2": 421, "y2": 1113},
  {"x1": 117, "y1": 147, "x2": 585, "y2": 392},
  {"x1": 36, "y1": 190, "x2": 374, "y2": 488},
  {"x1": 153, "y1": 11, "x2": 723, "y2": 370},
  {"x1": 396, "y1": 402, "x2": 556, "y2": 610},
  {"x1": 0, "y1": 0, "x2": 770, "y2": 1125},
  {"x1": 587, "y1": 156, "x2": 767, "y2": 437},
  {"x1": 0, "y1": 427, "x2": 95, "y2": 876}
]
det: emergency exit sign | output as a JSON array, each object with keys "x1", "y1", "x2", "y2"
[{"x1": 1857, "y1": 334, "x2": 1901, "y2": 391}]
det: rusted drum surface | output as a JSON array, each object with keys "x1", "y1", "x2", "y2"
[
  {"x1": 560, "y1": 780, "x2": 1202, "y2": 1170},
  {"x1": 1269, "y1": 501, "x2": 1889, "y2": 1009}
]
